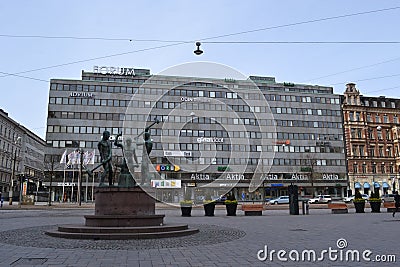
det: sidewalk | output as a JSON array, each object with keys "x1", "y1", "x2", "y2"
[{"x1": 0, "y1": 205, "x2": 398, "y2": 266}]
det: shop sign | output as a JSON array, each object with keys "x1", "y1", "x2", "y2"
[
  {"x1": 180, "y1": 97, "x2": 210, "y2": 102},
  {"x1": 69, "y1": 92, "x2": 94, "y2": 98},
  {"x1": 156, "y1": 165, "x2": 180, "y2": 172},
  {"x1": 191, "y1": 173, "x2": 211, "y2": 180},
  {"x1": 93, "y1": 66, "x2": 135, "y2": 75},
  {"x1": 57, "y1": 182, "x2": 76, "y2": 186},
  {"x1": 217, "y1": 166, "x2": 230, "y2": 172},
  {"x1": 262, "y1": 173, "x2": 279, "y2": 180},
  {"x1": 221, "y1": 173, "x2": 245, "y2": 180},
  {"x1": 322, "y1": 173, "x2": 340, "y2": 180},
  {"x1": 164, "y1": 151, "x2": 191, "y2": 157},
  {"x1": 276, "y1": 140, "x2": 290, "y2": 145},
  {"x1": 289, "y1": 173, "x2": 309, "y2": 180},
  {"x1": 151, "y1": 179, "x2": 181, "y2": 189},
  {"x1": 196, "y1": 137, "x2": 224, "y2": 143}
]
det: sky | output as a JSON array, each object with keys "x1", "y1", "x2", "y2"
[{"x1": 1, "y1": 0, "x2": 399, "y2": 140}]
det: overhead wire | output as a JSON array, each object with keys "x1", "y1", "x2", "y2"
[{"x1": 0, "y1": 6, "x2": 399, "y2": 82}]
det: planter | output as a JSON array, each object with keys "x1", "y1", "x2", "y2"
[
  {"x1": 370, "y1": 201, "x2": 381, "y2": 213},
  {"x1": 354, "y1": 201, "x2": 365, "y2": 213},
  {"x1": 180, "y1": 206, "x2": 192, "y2": 217},
  {"x1": 225, "y1": 203, "x2": 237, "y2": 216},
  {"x1": 203, "y1": 203, "x2": 216, "y2": 216}
]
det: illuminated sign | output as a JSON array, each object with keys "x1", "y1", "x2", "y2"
[
  {"x1": 156, "y1": 165, "x2": 180, "y2": 172},
  {"x1": 151, "y1": 179, "x2": 181, "y2": 188}
]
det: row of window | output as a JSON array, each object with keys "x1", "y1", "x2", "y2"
[
  {"x1": 47, "y1": 124, "x2": 343, "y2": 145},
  {"x1": 276, "y1": 120, "x2": 343, "y2": 129},
  {"x1": 156, "y1": 157, "x2": 345, "y2": 166},
  {"x1": 350, "y1": 128, "x2": 393, "y2": 140},
  {"x1": 83, "y1": 74, "x2": 333, "y2": 95},
  {"x1": 352, "y1": 163, "x2": 396, "y2": 174},
  {"x1": 51, "y1": 82, "x2": 340, "y2": 105},
  {"x1": 348, "y1": 112, "x2": 399, "y2": 123},
  {"x1": 0, "y1": 171, "x2": 11, "y2": 183},
  {"x1": 272, "y1": 107, "x2": 341, "y2": 117},
  {"x1": 351, "y1": 145, "x2": 400, "y2": 158}
]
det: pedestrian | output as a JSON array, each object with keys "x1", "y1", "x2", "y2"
[
  {"x1": 0, "y1": 192, "x2": 3, "y2": 208},
  {"x1": 393, "y1": 191, "x2": 400, "y2": 217}
]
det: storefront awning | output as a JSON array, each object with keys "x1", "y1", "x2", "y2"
[
  {"x1": 382, "y1": 182, "x2": 390, "y2": 188},
  {"x1": 373, "y1": 182, "x2": 380, "y2": 188},
  {"x1": 355, "y1": 182, "x2": 361, "y2": 189},
  {"x1": 363, "y1": 182, "x2": 370, "y2": 189}
]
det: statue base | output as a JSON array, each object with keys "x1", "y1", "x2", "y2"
[{"x1": 45, "y1": 186, "x2": 199, "y2": 239}]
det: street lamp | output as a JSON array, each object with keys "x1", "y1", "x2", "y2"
[
  {"x1": 9, "y1": 136, "x2": 21, "y2": 205},
  {"x1": 17, "y1": 173, "x2": 25, "y2": 208}
]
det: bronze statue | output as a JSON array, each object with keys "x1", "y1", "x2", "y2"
[
  {"x1": 98, "y1": 130, "x2": 113, "y2": 186},
  {"x1": 85, "y1": 119, "x2": 159, "y2": 187},
  {"x1": 114, "y1": 134, "x2": 139, "y2": 187}
]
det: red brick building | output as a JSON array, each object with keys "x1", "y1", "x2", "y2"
[{"x1": 342, "y1": 83, "x2": 400, "y2": 195}]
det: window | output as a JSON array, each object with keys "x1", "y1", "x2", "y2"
[
  {"x1": 353, "y1": 164, "x2": 358, "y2": 174},
  {"x1": 379, "y1": 147, "x2": 384, "y2": 157},
  {"x1": 389, "y1": 165, "x2": 394, "y2": 173},
  {"x1": 386, "y1": 129, "x2": 391, "y2": 140},
  {"x1": 387, "y1": 147, "x2": 392, "y2": 157},
  {"x1": 362, "y1": 164, "x2": 367, "y2": 173},
  {"x1": 350, "y1": 128, "x2": 356, "y2": 138},
  {"x1": 381, "y1": 164, "x2": 385, "y2": 174},
  {"x1": 377, "y1": 130, "x2": 382, "y2": 140},
  {"x1": 372, "y1": 164, "x2": 376, "y2": 173},
  {"x1": 359, "y1": 146, "x2": 364, "y2": 157},
  {"x1": 369, "y1": 146, "x2": 375, "y2": 157},
  {"x1": 356, "y1": 112, "x2": 360, "y2": 121}
]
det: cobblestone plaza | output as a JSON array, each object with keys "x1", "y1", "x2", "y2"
[{"x1": 0, "y1": 205, "x2": 398, "y2": 266}]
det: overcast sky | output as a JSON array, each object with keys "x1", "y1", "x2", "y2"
[{"x1": 1, "y1": 0, "x2": 399, "y2": 139}]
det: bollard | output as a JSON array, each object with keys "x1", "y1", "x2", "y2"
[{"x1": 306, "y1": 201, "x2": 309, "y2": 215}]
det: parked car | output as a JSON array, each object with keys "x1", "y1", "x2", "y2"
[
  {"x1": 308, "y1": 195, "x2": 332, "y2": 204},
  {"x1": 381, "y1": 194, "x2": 395, "y2": 202},
  {"x1": 212, "y1": 195, "x2": 227, "y2": 204},
  {"x1": 268, "y1": 196, "x2": 289, "y2": 205},
  {"x1": 343, "y1": 194, "x2": 369, "y2": 203}
]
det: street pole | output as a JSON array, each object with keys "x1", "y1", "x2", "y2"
[
  {"x1": 48, "y1": 156, "x2": 54, "y2": 206},
  {"x1": 79, "y1": 149, "x2": 83, "y2": 206},
  {"x1": 18, "y1": 174, "x2": 23, "y2": 208},
  {"x1": 8, "y1": 149, "x2": 17, "y2": 205}
]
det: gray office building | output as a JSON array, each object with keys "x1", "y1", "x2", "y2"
[{"x1": 46, "y1": 66, "x2": 347, "y2": 202}]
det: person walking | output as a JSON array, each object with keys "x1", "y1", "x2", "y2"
[{"x1": 393, "y1": 191, "x2": 400, "y2": 217}]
